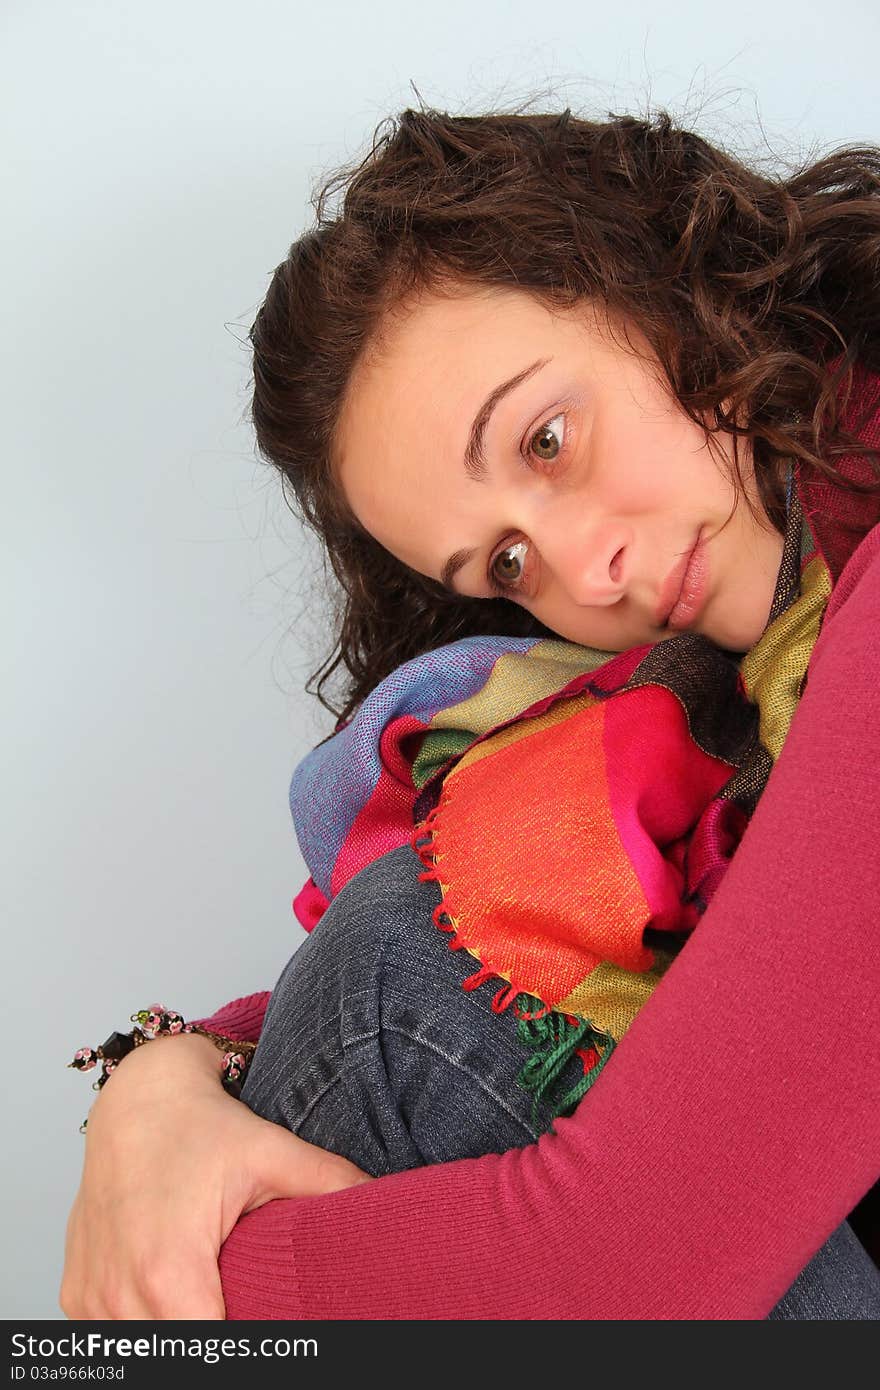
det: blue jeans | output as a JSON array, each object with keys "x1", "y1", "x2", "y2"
[{"x1": 240, "y1": 844, "x2": 880, "y2": 1320}]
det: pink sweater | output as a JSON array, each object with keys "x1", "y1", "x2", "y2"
[{"x1": 199, "y1": 481, "x2": 880, "y2": 1321}]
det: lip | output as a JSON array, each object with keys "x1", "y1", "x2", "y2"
[{"x1": 655, "y1": 531, "x2": 708, "y2": 629}]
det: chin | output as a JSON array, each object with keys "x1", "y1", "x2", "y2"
[{"x1": 701, "y1": 616, "x2": 762, "y2": 655}]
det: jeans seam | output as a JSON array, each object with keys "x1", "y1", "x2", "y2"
[
  {"x1": 292, "y1": 1069, "x2": 346, "y2": 1133},
  {"x1": 245, "y1": 1027, "x2": 347, "y2": 1133},
  {"x1": 342, "y1": 1023, "x2": 541, "y2": 1142}
]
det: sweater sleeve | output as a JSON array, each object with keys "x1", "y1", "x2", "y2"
[
  {"x1": 193, "y1": 992, "x2": 271, "y2": 1043},
  {"x1": 216, "y1": 524, "x2": 880, "y2": 1320}
]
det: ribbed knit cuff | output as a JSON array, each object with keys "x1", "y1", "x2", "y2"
[
  {"x1": 191, "y1": 991, "x2": 270, "y2": 1044},
  {"x1": 219, "y1": 1213, "x2": 310, "y2": 1320}
]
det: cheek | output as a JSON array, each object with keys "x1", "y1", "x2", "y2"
[
  {"x1": 599, "y1": 449, "x2": 668, "y2": 512},
  {"x1": 593, "y1": 410, "x2": 659, "y2": 495},
  {"x1": 604, "y1": 425, "x2": 703, "y2": 512},
  {"x1": 531, "y1": 592, "x2": 592, "y2": 645}
]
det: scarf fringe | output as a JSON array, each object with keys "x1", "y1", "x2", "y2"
[
  {"x1": 411, "y1": 816, "x2": 616, "y2": 1126},
  {"x1": 513, "y1": 999, "x2": 616, "y2": 1126}
]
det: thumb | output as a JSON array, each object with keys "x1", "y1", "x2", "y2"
[{"x1": 243, "y1": 1122, "x2": 373, "y2": 1212}]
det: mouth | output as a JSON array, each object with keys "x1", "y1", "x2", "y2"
[{"x1": 655, "y1": 531, "x2": 707, "y2": 630}]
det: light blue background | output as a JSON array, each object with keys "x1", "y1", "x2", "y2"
[{"x1": 3, "y1": 0, "x2": 877, "y2": 1320}]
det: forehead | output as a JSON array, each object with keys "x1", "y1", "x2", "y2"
[
  {"x1": 335, "y1": 285, "x2": 600, "y2": 474},
  {"x1": 352, "y1": 284, "x2": 558, "y2": 391},
  {"x1": 339, "y1": 282, "x2": 647, "y2": 429}
]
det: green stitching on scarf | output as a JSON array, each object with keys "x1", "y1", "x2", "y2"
[{"x1": 514, "y1": 995, "x2": 617, "y2": 1127}]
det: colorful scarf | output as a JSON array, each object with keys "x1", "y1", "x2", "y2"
[{"x1": 289, "y1": 366, "x2": 880, "y2": 1119}]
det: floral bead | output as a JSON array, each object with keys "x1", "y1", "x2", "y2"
[
  {"x1": 132, "y1": 1005, "x2": 166, "y2": 1038},
  {"x1": 70, "y1": 1047, "x2": 98, "y2": 1072},
  {"x1": 222, "y1": 1052, "x2": 247, "y2": 1082}
]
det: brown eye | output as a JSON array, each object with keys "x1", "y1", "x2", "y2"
[
  {"x1": 490, "y1": 540, "x2": 528, "y2": 589},
  {"x1": 529, "y1": 413, "x2": 564, "y2": 463}
]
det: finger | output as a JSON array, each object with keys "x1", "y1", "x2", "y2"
[
  {"x1": 85, "y1": 1262, "x2": 225, "y2": 1321},
  {"x1": 134, "y1": 1274, "x2": 226, "y2": 1321}
]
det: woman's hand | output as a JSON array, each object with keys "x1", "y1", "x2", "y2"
[{"x1": 60, "y1": 1034, "x2": 370, "y2": 1320}]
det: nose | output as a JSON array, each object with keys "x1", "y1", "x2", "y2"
[{"x1": 531, "y1": 510, "x2": 631, "y2": 607}]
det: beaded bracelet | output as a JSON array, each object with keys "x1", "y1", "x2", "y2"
[{"x1": 68, "y1": 1004, "x2": 257, "y2": 1133}]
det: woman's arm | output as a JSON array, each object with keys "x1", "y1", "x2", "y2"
[{"x1": 213, "y1": 523, "x2": 880, "y2": 1320}]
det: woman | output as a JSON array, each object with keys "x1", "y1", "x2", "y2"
[{"x1": 62, "y1": 107, "x2": 880, "y2": 1319}]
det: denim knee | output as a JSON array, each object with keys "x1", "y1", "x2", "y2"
[{"x1": 240, "y1": 845, "x2": 546, "y2": 1174}]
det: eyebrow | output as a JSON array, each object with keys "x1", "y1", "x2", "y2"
[
  {"x1": 440, "y1": 356, "x2": 550, "y2": 594},
  {"x1": 440, "y1": 546, "x2": 478, "y2": 593},
  {"x1": 463, "y1": 357, "x2": 550, "y2": 481}
]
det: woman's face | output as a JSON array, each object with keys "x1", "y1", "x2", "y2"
[{"x1": 335, "y1": 284, "x2": 785, "y2": 654}]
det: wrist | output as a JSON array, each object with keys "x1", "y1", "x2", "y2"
[
  {"x1": 123, "y1": 1030, "x2": 225, "y2": 1079},
  {"x1": 86, "y1": 1037, "x2": 218, "y2": 1127},
  {"x1": 69, "y1": 1003, "x2": 256, "y2": 1131}
]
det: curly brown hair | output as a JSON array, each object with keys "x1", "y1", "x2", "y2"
[{"x1": 248, "y1": 106, "x2": 880, "y2": 724}]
